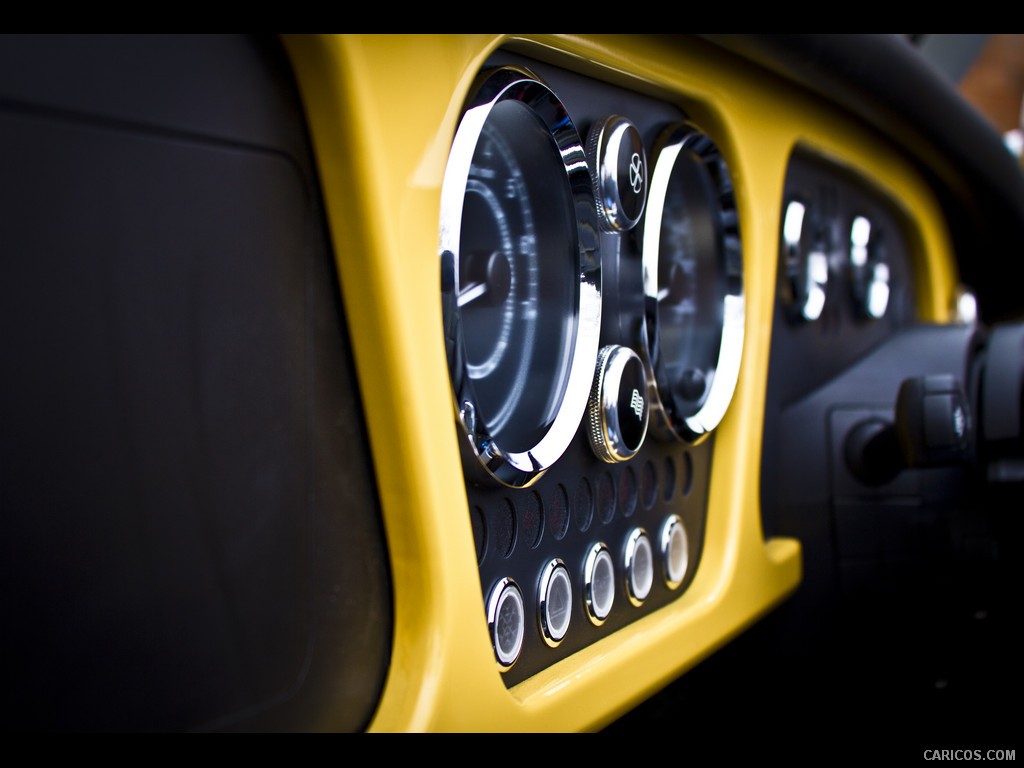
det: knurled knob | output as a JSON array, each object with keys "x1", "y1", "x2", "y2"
[
  {"x1": 586, "y1": 114, "x2": 647, "y2": 232},
  {"x1": 588, "y1": 345, "x2": 649, "y2": 463}
]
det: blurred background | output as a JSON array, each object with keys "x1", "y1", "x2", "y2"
[{"x1": 916, "y1": 33, "x2": 1024, "y2": 160}]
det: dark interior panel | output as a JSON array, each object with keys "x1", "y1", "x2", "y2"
[
  {"x1": 611, "y1": 85, "x2": 1022, "y2": 750},
  {"x1": 0, "y1": 34, "x2": 392, "y2": 732}
]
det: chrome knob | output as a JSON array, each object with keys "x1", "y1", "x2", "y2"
[
  {"x1": 586, "y1": 114, "x2": 647, "y2": 232},
  {"x1": 588, "y1": 345, "x2": 650, "y2": 463}
]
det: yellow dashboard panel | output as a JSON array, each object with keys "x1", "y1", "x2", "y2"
[
  {"x1": 7, "y1": 34, "x2": 1017, "y2": 740},
  {"x1": 282, "y1": 34, "x2": 958, "y2": 732}
]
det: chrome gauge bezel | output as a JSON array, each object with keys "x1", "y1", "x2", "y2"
[
  {"x1": 781, "y1": 198, "x2": 830, "y2": 322},
  {"x1": 640, "y1": 122, "x2": 745, "y2": 443},
  {"x1": 440, "y1": 67, "x2": 601, "y2": 488}
]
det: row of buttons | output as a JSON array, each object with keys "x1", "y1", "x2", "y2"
[{"x1": 486, "y1": 514, "x2": 690, "y2": 668}]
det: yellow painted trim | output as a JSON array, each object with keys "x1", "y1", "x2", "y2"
[{"x1": 281, "y1": 34, "x2": 958, "y2": 732}]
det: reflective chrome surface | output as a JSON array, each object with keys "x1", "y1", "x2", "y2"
[
  {"x1": 641, "y1": 122, "x2": 745, "y2": 444},
  {"x1": 587, "y1": 344, "x2": 650, "y2": 463},
  {"x1": 487, "y1": 577, "x2": 525, "y2": 669},
  {"x1": 659, "y1": 514, "x2": 689, "y2": 588},
  {"x1": 440, "y1": 66, "x2": 601, "y2": 487},
  {"x1": 585, "y1": 114, "x2": 647, "y2": 232},
  {"x1": 782, "y1": 199, "x2": 829, "y2": 322},
  {"x1": 849, "y1": 215, "x2": 890, "y2": 319},
  {"x1": 583, "y1": 542, "x2": 615, "y2": 625},
  {"x1": 623, "y1": 527, "x2": 653, "y2": 605},
  {"x1": 538, "y1": 558, "x2": 572, "y2": 646}
]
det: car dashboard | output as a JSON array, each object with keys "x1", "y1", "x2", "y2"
[{"x1": 2, "y1": 34, "x2": 1021, "y2": 741}]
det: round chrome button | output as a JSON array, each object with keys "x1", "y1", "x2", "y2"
[
  {"x1": 486, "y1": 577, "x2": 525, "y2": 669},
  {"x1": 624, "y1": 527, "x2": 654, "y2": 605},
  {"x1": 538, "y1": 559, "x2": 572, "y2": 646},
  {"x1": 587, "y1": 345, "x2": 650, "y2": 463},
  {"x1": 660, "y1": 514, "x2": 689, "y2": 588},
  {"x1": 583, "y1": 542, "x2": 615, "y2": 625},
  {"x1": 586, "y1": 114, "x2": 647, "y2": 232}
]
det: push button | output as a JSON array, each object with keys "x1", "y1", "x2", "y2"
[
  {"x1": 588, "y1": 345, "x2": 650, "y2": 463},
  {"x1": 624, "y1": 527, "x2": 654, "y2": 606},
  {"x1": 584, "y1": 542, "x2": 615, "y2": 625},
  {"x1": 660, "y1": 514, "x2": 689, "y2": 588},
  {"x1": 538, "y1": 559, "x2": 572, "y2": 646},
  {"x1": 586, "y1": 114, "x2": 647, "y2": 232},
  {"x1": 487, "y1": 578, "x2": 525, "y2": 669}
]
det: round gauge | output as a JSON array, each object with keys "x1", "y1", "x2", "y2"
[
  {"x1": 848, "y1": 214, "x2": 890, "y2": 319},
  {"x1": 440, "y1": 67, "x2": 601, "y2": 487},
  {"x1": 781, "y1": 198, "x2": 830, "y2": 322},
  {"x1": 640, "y1": 122, "x2": 744, "y2": 443}
]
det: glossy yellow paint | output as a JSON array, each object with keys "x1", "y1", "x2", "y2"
[{"x1": 281, "y1": 34, "x2": 959, "y2": 732}]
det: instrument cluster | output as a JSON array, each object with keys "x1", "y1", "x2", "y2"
[{"x1": 439, "y1": 51, "x2": 743, "y2": 685}]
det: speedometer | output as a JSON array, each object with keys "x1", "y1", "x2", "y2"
[{"x1": 440, "y1": 67, "x2": 601, "y2": 488}]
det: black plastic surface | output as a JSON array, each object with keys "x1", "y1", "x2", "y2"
[
  {"x1": 980, "y1": 323, "x2": 1024, "y2": 442},
  {"x1": 0, "y1": 34, "x2": 391, "y2": 732},
  {"x1": 759, "y1": 144, "x2": 1004, "y2": 692},
  {"x1": 765, "y1": 318, "x2": 1002, "y2": 670}
]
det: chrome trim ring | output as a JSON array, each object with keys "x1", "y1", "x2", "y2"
[
  {"x1": 439, "y1": 66, "x2": 602, "y2": 488},
  {"x1": 781, "y1": 199, "x2": 829, "y2": 322},
  {"x1": 623, "y1": 527, "x2": 654, "y2": 606},
  {"x1": 583, "y1": 542, "x2": 615, "y2": 625},
  {"x1": 587, "y1": 344, "x2": 650, "y2": 463},
  {"x1": 849, "y1": 215, "x2": 890, "y2": 319},
  {"x1": 660, "y1": 514, "x2": 689, "y2": 588},
  {"x1": 585, "y1": 114, "x2": 647, "y2": 232},
  {"x1": 640, "y1": 122, "x2": 744, "y2": 444},
  {"x1": 538, "y1": 558, "x2": 573, "y2": 647},
  {"x1": 486, "y1": 577, "x2": 525, "y2": 669}
]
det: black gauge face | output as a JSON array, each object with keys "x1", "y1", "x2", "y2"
[
  {"x1": 641, "y1": 123, "x2": 744, "y2": 443},
  {"x1": 458, "y1": 100, "x2": 577, "y2": 454},
  {"x1": 440, "y1": 68, "x2": 601, "y2": 487},
  {"x1": 655, "y1": 147, "x2": 727, "y2": 415}
]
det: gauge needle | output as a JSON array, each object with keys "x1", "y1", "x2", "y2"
[
  {"x1": 459, "y1": 251, "x2": 512, "y2": 307},
  {"x1": 458, "y1": 281, "x2": 488, "y2": 307}
]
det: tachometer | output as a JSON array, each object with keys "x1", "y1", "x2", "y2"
[
  {"x1": 640, "y1": 122, "x2": 744, "y2": 443},
  {"x1": 440, "y1": 67, "x2": 601, "y2": 487}
]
